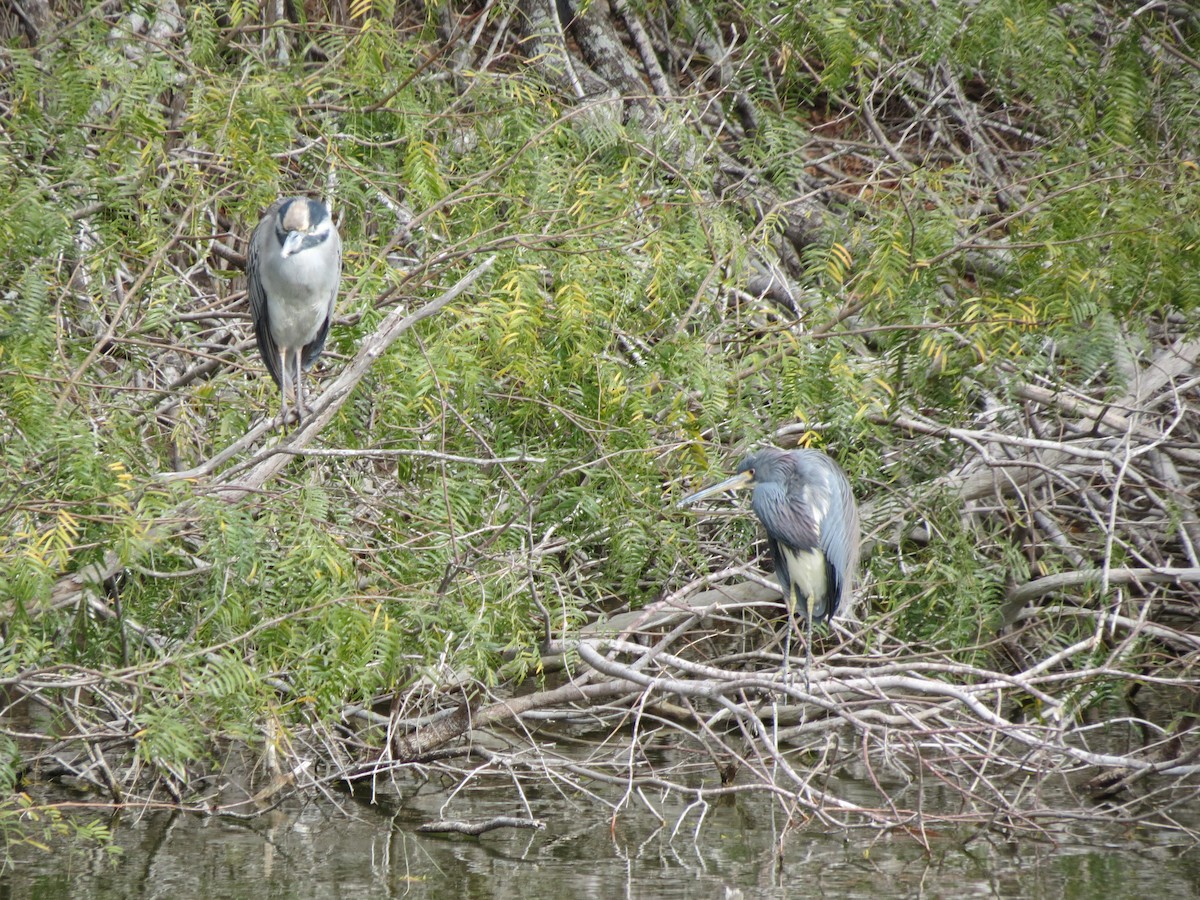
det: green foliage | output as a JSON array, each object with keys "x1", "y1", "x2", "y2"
[
  {"x1": 134, "y1": 700, "x2": 207, "y2": 769},
  {"x1": 0, "y1": 792, "x2": 120, "y2": 869},
  {"x1": 0, "y1": 0, "x2": 1195, "y2": 836},
  {"x1": 868, "y1": 497, "x2": 1018, "y2": 652},
  {"x1": 727, "y1": 0, "x2": 1199, "y2": 395}
]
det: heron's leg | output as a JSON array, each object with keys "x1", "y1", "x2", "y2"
[
  {"x1": 294, "y1": 353, "x2": 306, "y2": 424},
  {"x1": 781, "y1": 594, "x2": 794, "y2": 679},
  {"x1": 804, "y1": 593, "x2": 815, "y2": 690},
  {"x1": 298, "y1": 371, "x2": 306, "y2": 423},
  {"x1": 278, "y1": 348, "x2": 290, "y2": 426},
  {"x1": 782, "y1": 584, "x2": 805, "y2": 689}
]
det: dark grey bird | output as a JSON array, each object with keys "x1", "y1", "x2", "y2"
[
  {"x1": 248, "y1": 196, "x2": 342, "y2": 425},
  {"x1": 680, "y1": 447, "x2": 860, "y2": 673}
]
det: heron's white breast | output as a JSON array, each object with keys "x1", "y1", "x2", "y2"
[
  {"x1": 780, "y1": 546, "x2": 827, "y2": 611},
  {"x1": 261, "y1": 243, "x2": 339, "y2": 349}
]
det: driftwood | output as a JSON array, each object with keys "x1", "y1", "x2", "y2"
[{"x1": 417, "y1": 816, "x2": 545, "y2": 835}]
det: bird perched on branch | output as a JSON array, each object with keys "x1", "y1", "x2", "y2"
[
  {"x1": 680, "y1": 447, "x2": 860, "y2": 674},
  {"x1": 247, "y1": 196, "x2": 342, "y2": 425}
]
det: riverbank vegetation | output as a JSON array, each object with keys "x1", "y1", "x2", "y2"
[{"x1": 2, "y1": 0, "x2": 1198, "y2": 857}]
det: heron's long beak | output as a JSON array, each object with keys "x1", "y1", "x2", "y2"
[
  {"x1": 678, "y1": 470, "x2": 755, "y2": 508},
  {"x1": 280, "y1": 230, "x2": 308, "y2": 259}
]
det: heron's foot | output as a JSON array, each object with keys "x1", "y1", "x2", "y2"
[{"x1": 272, "y1": 406, "x2": 303, "y2": 432}]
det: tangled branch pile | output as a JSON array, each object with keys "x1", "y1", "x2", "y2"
[{"x1": 1, "y1": 0, "x2": 1198, "y2": 849}]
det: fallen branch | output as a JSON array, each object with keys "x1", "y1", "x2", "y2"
[{"x1": 417, "y1": 816, "x2": 545, "y2": 835}]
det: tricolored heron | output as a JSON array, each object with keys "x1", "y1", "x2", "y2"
[
  {"x1": 680, "y1": 447, "x2": 860, "y2": 675},
  {"x1": 247, "y1": 196, "x2": 342, "y2": 425}
]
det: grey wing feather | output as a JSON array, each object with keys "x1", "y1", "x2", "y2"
[
  {"x1": 752, "y1": 476, "x2": 820, "y2": 552},
  {"x1": 752, "y1": 485, "x2": 814, "y2": 606},
  {"x1": 301, "y1": 314, "x2": 331, "y2": 371},
  {"x1": 815, "y1": 458, "x2": 859, "y2": 615},
  {"x1": 248, "y1": 200, "x2": 284, "y2": 388},
  {"x1": 763, "y1": 531, "x2": 791, "y2": 596}
]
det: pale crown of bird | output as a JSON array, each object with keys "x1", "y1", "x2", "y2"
[
  {"x1": 281, "y1": 198, "x2": 312, "y2": 232},
  {"x1": 276, "y1": 198, "x2": 335, "y2": 259}
]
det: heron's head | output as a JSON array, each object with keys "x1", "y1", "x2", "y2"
[
  {"x1": 277, "y1": 198, "x2": 335, "y2": 258},
  {"x1": 678, "y1": 451, "x2": 778, "y2": 508}
]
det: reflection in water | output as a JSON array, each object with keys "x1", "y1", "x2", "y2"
[{"x1": 4, "y1": 780, "x2": 1200, "y2": 898}]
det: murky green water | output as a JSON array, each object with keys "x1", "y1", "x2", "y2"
[{"x1": 6, "y1": 779, "x2": 1199, "y2": 899}]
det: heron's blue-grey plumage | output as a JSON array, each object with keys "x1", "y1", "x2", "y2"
[
  {"x1": 740, "y1": 449, "x2": 858, "y2": 622},
  {"x1": 680, "y1": 446, "x2": 858, "y2": 677},
  {"x1": 248, "y1": 196, "x2": 342, "y2": 424},
  {"x1": 680, "y1": 447, "x2": 859, "y2": 623}
]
